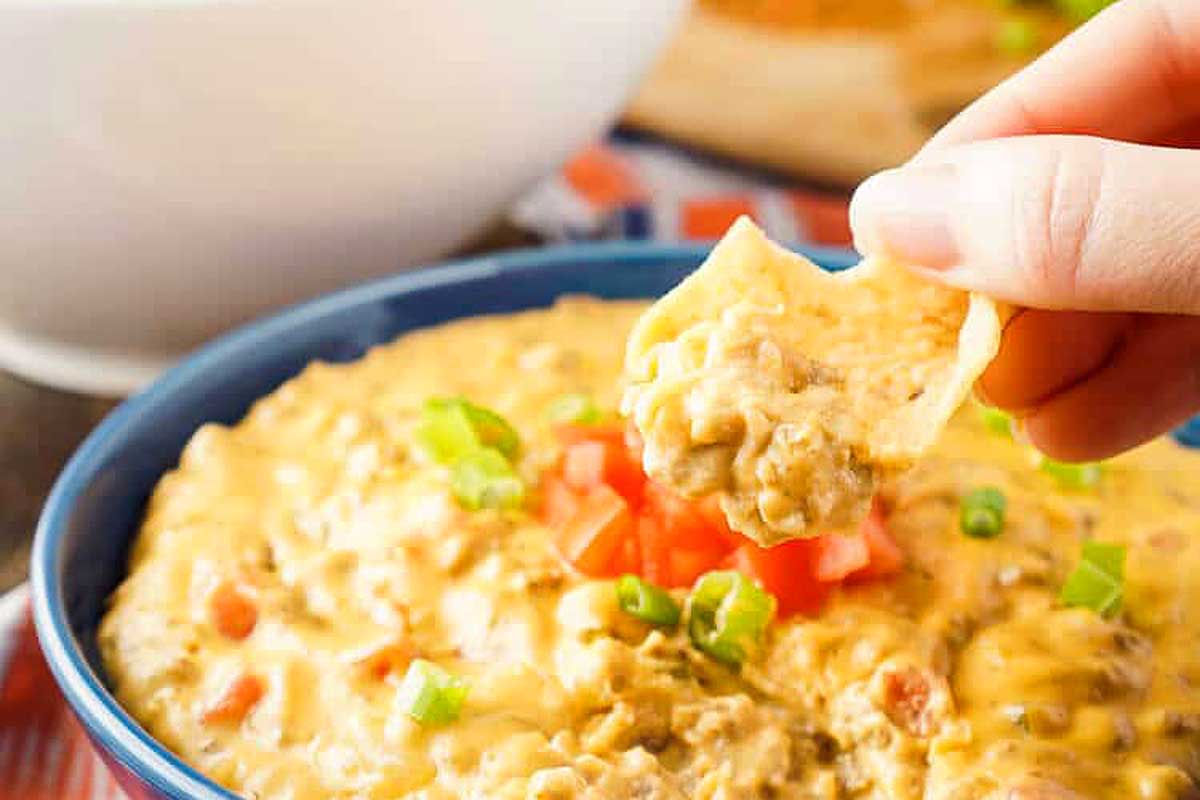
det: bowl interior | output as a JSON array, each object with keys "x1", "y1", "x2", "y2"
[{"x1": 32, "y1": 241, "x2": 857, "y2": 796}]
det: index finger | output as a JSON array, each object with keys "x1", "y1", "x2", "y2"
[{"x1": 922, "y1": 0, "x2": 1200, "y2": 152}]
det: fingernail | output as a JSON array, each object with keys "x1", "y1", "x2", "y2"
[{"x1": 849, "y1": 163, "x2": 961, "y2": 269}]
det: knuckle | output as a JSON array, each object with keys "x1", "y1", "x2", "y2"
[{"x1": 1014, "y1": 142, "x2": 1106, "y2": 302}]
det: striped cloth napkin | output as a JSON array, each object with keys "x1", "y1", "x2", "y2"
[
  {"x1": 0, "y1": 586, "x2": 125, "y2": 799},
  {"x1": 0, "y1": 134, "x2": 853, "y2": 799},
  {"x1": 510, "y1": 133, "x2": 853, "y2": 247}
]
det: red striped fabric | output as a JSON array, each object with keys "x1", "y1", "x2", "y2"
[
  {"x1": 0, "y1": 596, "x2": 125, "y2": 800},
  {"x1": 514, "y1": 139, "x2": 854, "y2": 247}
]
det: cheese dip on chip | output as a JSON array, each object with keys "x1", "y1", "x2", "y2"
[{"x1": 624, "y1": 219, "x2": 1002, "y2": 545}]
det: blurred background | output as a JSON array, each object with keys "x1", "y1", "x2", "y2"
[{"x1": 1, "y1": 0, "x2": 1111, "y2": 591}]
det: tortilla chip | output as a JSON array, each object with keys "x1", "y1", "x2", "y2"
[{"x1": 623, "y1": 217, "x2": 1003, "y2": 545}]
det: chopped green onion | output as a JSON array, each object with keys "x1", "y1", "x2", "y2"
[
  {"x1": 397, "y1": 659, "x2": 469, "y2": 725},
  {"x1": 451, "y1": 448, "x2": 525, "y2": 511},
  {"x1": 416, "y1": 397, "x2": 519, "y2": 464},
  {"x1": 546, "y1": 392, "x2": 603, "y2": 425},
  {"x1": 1053, "y1": 0, "x2": 1116, "y2": 22},
  {"x1": 1060, "y1": 540, "x2": 1125, "y2": 617},
  {"x1": 977, "y1": 404, "x2": 1014, "y2": 437},
  {"x1": 458, "y1": 401, "x2": 520, "y2": 459},
  {"x1": 960, "y1": 486, "x2": 1007, "y2": 539},
  {"x1": 686, "y1": 571, "x2": 775, "y2": 668},
  {"x1": 1081, "y1": 539, "x2": 1125, "y2": 580},
  {"x1": 415, "y1": 399, "x2": 480, "y2": 464},
  {"x1": 996, "y1": 17, "x2": 1040, "y2": 55},
  {"x1": 1037, "y1": 456, "x2": 1102, "y2": 490},
  {"x1": 616, "y1": 575, "x2": 681, "y2": 626}
]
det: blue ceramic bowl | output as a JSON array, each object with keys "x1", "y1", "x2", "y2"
[{"x1": 30, "y1": 242, "x2": 858, "y2": 799}]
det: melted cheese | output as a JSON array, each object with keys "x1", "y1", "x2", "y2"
[{"x1": 101, "y1": 298, "x2": 1200, "y2": 799}]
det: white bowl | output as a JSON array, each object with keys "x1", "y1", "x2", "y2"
[{"x1": 0, "y1": 0, "x2": 686, "y2": 396}]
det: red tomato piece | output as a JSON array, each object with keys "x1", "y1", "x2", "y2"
[
  {"x1": 635, "y1": 512, "x2": 671, "y2": 586},
  {"x1": 667, "y1": 545, "x2": 727, "y2": 588},
  {"x1": 848, "y1": 499, "x2": 904, "y2": 581},
  {"x1": 644, "y1": 483, "x2": 732, "y2": 554},
  {"x1": 554, "y1": 485, "x2": 634, "y2": 577},
  {"x1": 814, "y1": 533, "x2": 871, "y2": 582},
  {"x1": 610, "y1": 529, "x2": 641, "y2": 576},
  {"x1": 639, "y1": 484, "x2": 732, "y2": 587},
  {"x1": 540, "y1": 473, "x2": 583, "y2": 529},
  {"x1": 693, "y1": 494, "x2": 744, "y2": 551},
  {"x1": 209, "y1": 581, "x2": 258, "y2": 640},
  {"x1": 726, "y1": 538, "x2": 829, "y2": 618},
  {"x1": 544, "y1": 416, "x2": 902, "y2": 603},
  {"x1": 554, "y1": 422, "x2": 627, "y2": 447},
  {"x1": 562, "y1": 441, "x2": 607, "y2": 489},
  {"x1": 201, "y1": 673, "x2": 266, "y2": 725},
  {"x1": 562, "y1": 440, "x2": 645, "y2": 504},
  {"x1": 357, "y1": 641, "x2": 415, "y2": 681}
]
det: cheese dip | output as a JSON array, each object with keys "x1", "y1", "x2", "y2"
[{"x1": 100, "y1": 298, "x2": 1200, "y2": 799}]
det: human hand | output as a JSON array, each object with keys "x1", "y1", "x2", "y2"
[{"x1": 849, "y1": 0, "x2": 1200, "y2": 461}]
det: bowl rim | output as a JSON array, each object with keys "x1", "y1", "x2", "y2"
[{"x1": 30, "y1": 238, "x2": 858, "y2": 798}]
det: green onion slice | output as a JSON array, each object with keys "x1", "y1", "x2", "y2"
[
  {"x1": 977, "y1": 404, "x2": 1014, "y2": 437},
  {"x1": 616, "y1": 575, "x2": 681, "y2": 627},
  {"x1": 1060, "y1": 540, "x2": 1126, "y2": 617},
  {"x1": 960, "y1": 486, "x2": 1007, "y2": 539},
  {"x1": 1053, "y1": 0, "x2": 1116, "y2": 23},
  {"x1": 451, "y1": 448, "x2": 525, "y2": 511},
  {"x1": 415, "y1": 399, "x2": 479, "y2": 465},
  {"x1": 1037, "y1": 456, "x2": 1102, "y2": 490},
  {"x1": 546, "y1": 392, "x2": 603, "y2": 425},
  {"x1": 996, "y1": 17, "x2": 1039, "y2": 55},
  {"x1": 686, "y1": 571, "x2": 776, "y2": 668},
  {"x1": 458, "y1": 401, "x2": 520, "y2": 459},
  {"x1": 397, "y1": 659, "x2": 469, "y2": 725},
  {"x1": 416, "y1": 397, "x2": 520, "y2": 464}
]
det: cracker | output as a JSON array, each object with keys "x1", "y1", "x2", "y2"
[{"x1": 623, "y1": 218, "x2": 1003, "y2": 545}]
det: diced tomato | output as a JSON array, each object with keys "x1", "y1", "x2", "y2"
[
  {"x1": 554, "y1": 422, "x2": 628, "y2": 447},
  {"x1": 726, "y1": 538, "x2": 830, "y2": 618},
  {"x1": 636, "y1": 508, "x2": 727, "y2": 589},
  {"x1": 847, "y1": 498, "x2": 904, "y2": 582},
  {"x1": 562, "y1": 439, "x2": 646, "y2": 504},
  {"x1": 635, "y1": 512, "x2": 669, "y2": 586},
  {"x1": 209, "y1": 581, "x2": 258, "y2": 640},
  {"x1": 814, "y1": 533, "x2": 871, "y2": 582},
  {"x1": 554, "y1": 484, "x2": 634, "y2": 577},
  {"x1": 694, "y1": 494, "x2": 744, "y2": 551},
  {"x1": 562, "y1": 441, "x2": 606, "y2": 488},
  {"x1": 610, "y1": 529, "x2": 641, "y2": 576},
  {"x1": 201, "y1": 673, "x2": 266, "y2": 725},
  {"x1": 643, "y1": 483, "x2": 730, "y2": 553},
  {"x1": 544, "y1": 411, "x2": 904, "y2": 613},
  {"x1": 881, "y1": 666, "x2": 934, "y2": 736},
  {"x1": 357, "y1": 641, "x2": 415, "y2": 681},
  {"x1": 667, "y1": 545, "x2": 727, "y2": 588},
  {"x1": 638, "y1": 484, "x2": 732, "y2": 587},
  {"x1": 540, "y1": 473, "x2": 583, "y2": 529}
]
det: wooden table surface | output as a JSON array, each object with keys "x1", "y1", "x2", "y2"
[{"x1": 0, "y1": 371, "x2": 117, "y2": 592}]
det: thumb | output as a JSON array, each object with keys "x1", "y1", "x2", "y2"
[{"x1": 849, "y1": 135, "x2": 1200, "y2": 314}]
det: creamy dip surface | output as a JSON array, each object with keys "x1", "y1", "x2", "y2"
[{"x1": 101, "y1": 298, "x2": 1200, "y2": 799}]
